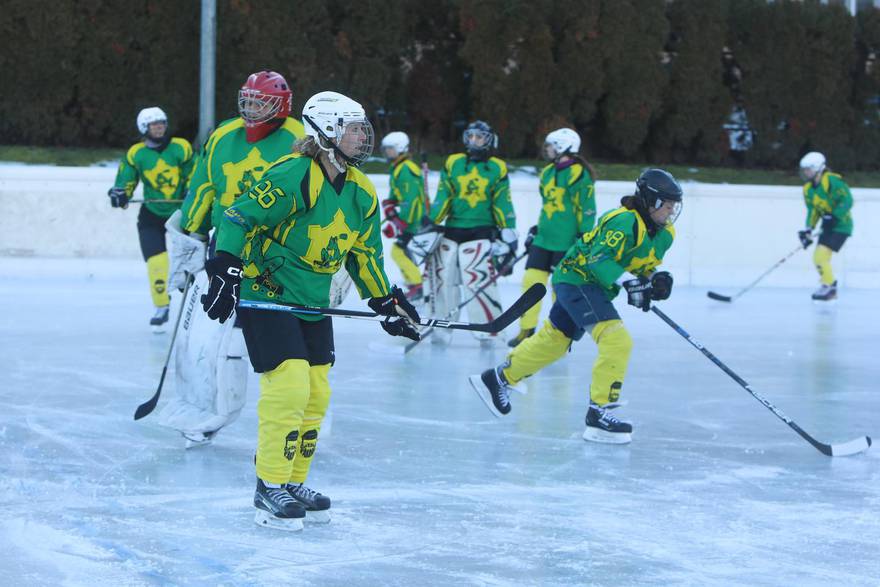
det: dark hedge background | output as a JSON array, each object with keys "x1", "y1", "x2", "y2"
[{"x1": 2, "y1": 0, "x2": 880, "y2": 169}]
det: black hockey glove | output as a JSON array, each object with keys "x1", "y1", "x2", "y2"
[
  {"x1": 820, "y1": 214, "x2": 837, "y2": 234},
  {"x1": 108, "y1": 187, "x2": 129, "y2": 209},
  {"x1": 797, "y1": 228, "x2": 813, "y2": 249},
  {"x1": 650, "y1": 271, "x2": 673, "y2": 301},
  {"x1": 369, "y1": 286, "x2": 421, "y2": 341},
  {"x1": 201, "y1": 252, "x2": 242, "y2": 323},
  {"x1": 524, "y1": 225, "x2": 538, "y2": 254},
  {"x1": 623, "y1": 277, "x2": 652, "y2": 312}
]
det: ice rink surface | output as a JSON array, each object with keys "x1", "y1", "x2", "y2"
[{"x1": 0, "y1": 258, "x2": 877, "y2": 587}]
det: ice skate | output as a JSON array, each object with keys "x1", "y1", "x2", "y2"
[
  {"x1": 254, "y1": 479, "x2": 305, "y2": 532},
  {"x1": 181, "y1": 430, "x2": 217, "y2": 449},
  {"x1": 287, "y1": 483, "x2": 331, "y2": 524},
  {"x1": 811, "y1": 281, "x2": 837, "y2": 301},
  {"x1": 583, "y1": 402, "x2": 632, "y2": 444},
  {"x1": 469, "y1": 367, "x2": 512, "y2": 417},
  {"x1": 507, "y1": 328, "x2": 534, "y2": 348},
  {"x1": 150, "y1": 305, "x2": 170, "y2": 333}
]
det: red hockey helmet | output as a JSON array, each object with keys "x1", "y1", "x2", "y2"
[{"x1": 238, "y1": 71, "x2": 292, "y2": 125}]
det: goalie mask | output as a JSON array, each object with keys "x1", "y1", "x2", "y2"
[
  {"x1": 635, "y1": 168, "x2": 683, "y2": 228},
  {"x1": 239, "y1": 71, "x2": 292, "y2": 142},
  {"x1": 463, "y1": 120, "x2": 498, "y2": 160},
  {"x1": 303, "y1": 91, "x2": 375, "y2": 173}
]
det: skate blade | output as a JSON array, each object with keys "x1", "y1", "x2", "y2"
[
  {"x1": 468, "y1": 375, "x2": 505, "y2": 418},
  {"x1": 183, "y1": 437, "x2": 214, "y2": 450},
  {"x1": 304, "y1": 509, "x2": 331, "y2": 524},
  {"x1": 254, "y1": 509, "x2": 304, "y2": 532},
  {"x1": 151, "y1": 325, "x2": 168, "y2": 334},
  {"x1": 582, "y1": 427, "x2": 632, "y2": 445}
]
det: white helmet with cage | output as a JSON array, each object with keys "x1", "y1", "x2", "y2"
[
  {"x1": 799, "y1": 151, "x2": 826, "y2": 183},
  {"x1": 302, "y1": 91, "x2": 375, "y2": 172},
  {"x1": 544, "y1": 128, "x2": 580, "y2": 160},
  {"x1": 381, "y1": 131, "x2": 410, "y2": 159},
  {"x1": 136, "y1": 107, "x2": 167, "y2": 135}
]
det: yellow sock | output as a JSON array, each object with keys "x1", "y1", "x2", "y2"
[
  {"x1": 392, "y1": 243, "x2": 423, "y2": 286},
  {"x1": 588, "y1": 320, "x2": 633, "y2": 406},
  {"x1": 502, "y1": 319, "x2": 572, "y2": 384},
  {"x1": 256, "y1": 359, "x2": 311, "y2": 484},
  {"x1": 813, "y1": 244, "x2": 835, "y2": 285},
  {"x1": 518, "y1": 268, "x2": 550, "y2": 331},
  {"x1": 146, "y1": 252, "x2": 170, "y2": 307},
  {"x1": 289, "y1": 363, "x2": 332, "y2": 484}
]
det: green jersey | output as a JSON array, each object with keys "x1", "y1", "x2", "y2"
[
  {"x1": 180, "y1": 117, "x2": 305, "y2": 235},
  {"x1": 534, "y1": 161, "x2": 596, "y2": 252},
  {"x1": 113, "y1": 138, "x2": 194, "y2": 218},
  {"x1": 803, "y1": 172, "x2": 853, "y2": 235},
  {"x1": 215, "y1": 154, "x2": 391, "y2": 319},
  {"x1": 386, "y1": 157, "x2": 425, "y2": 235},
  {"x1": 553, "y1": 206, "x2": 675, "y2": 300},
  {"x1": 428, "y1": 154, "x2": 516, "y2": 230}
]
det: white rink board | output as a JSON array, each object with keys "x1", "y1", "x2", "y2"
[{"x1": 1, "y1": 163, "x2": 878, "y2": 288}]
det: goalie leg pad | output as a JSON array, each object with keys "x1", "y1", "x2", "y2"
[
  {"x1": 428, "y1": 238, "x2": 460, "y2": 344},
  {"x1": 458, "y1": 239, "x2": 500, "y2": 340}
]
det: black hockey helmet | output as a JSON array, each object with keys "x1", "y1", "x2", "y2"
[
  {"x1": 463, "y1": 120, "x2": 498, "y2": 159},
  {"x1": 635, "y1": 168, "x2": 683, "y2": 226}
]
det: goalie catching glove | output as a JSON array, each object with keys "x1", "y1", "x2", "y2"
[
  {"x1": 202, "y1": 252, "x2": 242, "y2": 324},
  {"x1": 368, "y1": 285, "x2": 421, "y2": 341}
]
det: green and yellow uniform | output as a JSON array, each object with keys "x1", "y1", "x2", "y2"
[
  {"x1": 517, "y1": 160, "x2": 596, "y2": 334},
  {"x1": 181, "y1": 117, "x2": 305, "y2": 236},
  {"x1": 216, "y1": 153, "x2": 391, "y2": 485},
  {"x1": 428, "y1": 153, "x2": 516, "y2": 230},
  {"x1": 503, "y1": 205, "x2": 675, "y2": 406},
  {"x1": 803, "y1": 171, "x2": 853, "y2": 286},
  {"x1": 112, "y1": 137, "x2": 194, "y2": 308},
  {"x1": 385, "y1": 156, "x2": 425, "y2": 286}
]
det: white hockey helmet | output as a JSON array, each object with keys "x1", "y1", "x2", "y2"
[
  {"x1": 137, "y1": 107, "x2": 168, "y2": 135},
  {"x1": 381, "y1": 131, "x2": 410, "y2": 159},
  {"x1": 799, "y1": 151, "x2": 826, "y2": 182},
  {"x1": 544, "y1": 128, "x2": 581, "y2": 160},
  {"x1": 302, "y1": 91, "x2": 375, "y2": 169}
]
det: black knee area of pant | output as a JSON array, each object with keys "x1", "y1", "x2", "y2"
[
  {"x1": 818, "y1": 231, "x2": 848, "y2": 252},
  {"x1": 300, "y1": 429, "x2": 318, "y2": 458},
  {"x1": 525, "y1": 245, "x2": 566, "y2": 272},
  {"x1": 137, "y1": 206, "x2": 168, "y2": 261},
  {"x1": 238, "y1": 307, "x2": 335, "y2": 373}
]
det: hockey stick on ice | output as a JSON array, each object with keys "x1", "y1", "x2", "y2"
[
  {"x1": 238, "y1": 283, "x2": 546, "y2": 334},
  {"x1": 652, "y1": 305, "x2": 871, "y2": 456},
  {"x1": 404, "y1": 251, "x2": 528, "y2": 353},
  {"x1": 707, "y1": 244, "x2": 803, "y2": 302},
  {"x1": 133, "y1": 274, "x2": 195, "y2": 420}
]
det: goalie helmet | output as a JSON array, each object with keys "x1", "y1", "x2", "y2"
[
  {"x1": 136, "y1": 107, "x2": 167, "y2": 135},
  {"x1": 302, "y1": 91, "x2": 375, "y2": 171},
  {"x1": 238, "y1": 71, "x2": 292, "y2": 125},
  {"x1": 799, "y1": 151, "x2": 826, "y2": 183},
  {"x1": 635, "y1": 168, "x2": 683, "y2": 226},
  {"x1": 381, "y1": 131, "x2": 410, "y2": 160},
  {"x1": 543, "y1": 128, "x2": 580, "y2": 160},
  {"x1": 463, "y1": 120, "x2": 498, "y2": 159}
]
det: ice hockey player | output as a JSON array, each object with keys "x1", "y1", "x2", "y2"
[
  {"x1": 107, "y1": 107, "x2": 194, "y2": 330},
  {"x1": 424, "y1": 120, "x2": 517, "y2": 345},
  {"x1": 508, "y1": 128, "x2": 597, "y2": 348},
  {"x1": 797, "y1": 152, "x2": 854, "y2": 301},
  {"x1": 201, "y1": 90, "x2": 420, "y2": 531},
  {"x1": 379, "y1": 131, "x2": 426, "y2": 301},
  {"x1": 469, "y1": 169, "x2": 682, "y2": 444},
  {"x1": 158, "y1": 71, "x2": 304, "y2": 447}
]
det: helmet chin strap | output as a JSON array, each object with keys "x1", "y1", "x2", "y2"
[{"x1": 304, "y1": 114, "x2": 354, "y2": 172}]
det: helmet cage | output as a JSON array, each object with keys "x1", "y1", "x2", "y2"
[
  {"x1": 238, "y1": 89, "x2": 284, "y2": 125},
  {"x1": 304, "y1": 113, "x2": 375, "y2": 168}
]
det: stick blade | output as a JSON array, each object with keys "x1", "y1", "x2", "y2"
[
  {"x1": 707, "y1": 291, "x2": 732, "y2": 303},
  {"x1": 489, "y1": 283, "x2": 547, "y2": 332},
  {"x1": 829, "y1": 436, "x2": 872, "y2": 457},
  {"x1": 133, "y1": 393, "x2": 159, "y2": 420}
]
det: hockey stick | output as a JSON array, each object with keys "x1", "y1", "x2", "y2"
[
  {"x1": 127, "y1": 199, "x2": 184, "y2": 204},
  {"x1": 238, "y1": 283, "x2": 546, "y2": 334},
  {"x1": 707, "y1": 244, "x2": 803, "y2": 302},
  {"x1": 404, "y1": 251, "x2": 528, "y2": 353},
  {"x1": 133, "y1": 274, "x2": 195, "y2": 420},
  {"x1": 652, "y1": 305, "x2": 871, "y2": 456}
]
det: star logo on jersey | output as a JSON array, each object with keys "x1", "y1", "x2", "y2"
[
  {"x1": 542, "y1": 181, "x2": 567, "y2": 219},
  {"x1": 456, "y1": 166, "x2": 489, "y2": 208},
  {"x1": 220, "y1": 146, "x2": 270, "y2": 206},
  {"x1": 143, "y1": 158, "x2": 180, "y2": 197},
  {"x1": 627, "y1": 250, "x2": 663, "y2": 275},
  {"x1": 303, "y1": 210, "x2": 356, "y2": 273}
]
